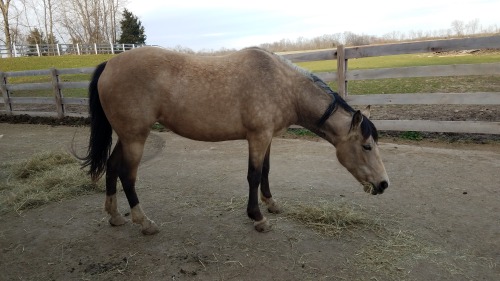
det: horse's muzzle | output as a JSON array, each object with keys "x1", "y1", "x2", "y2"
[
  {"x1": 371, "y1": 180, "x2": 389, "y2": 195},
  {"x1": 363, "y1": 180, "x2": 389, "y2": 195}
]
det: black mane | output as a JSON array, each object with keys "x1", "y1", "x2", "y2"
[{"x1": 310, "y1": 74, "x2": 378, "y2": 142}]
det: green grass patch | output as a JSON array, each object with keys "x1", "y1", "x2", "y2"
[
  {"x1": 400, "y1": 131, "x2": 424, "y2": 141},
  {"x1": 2, "y1": 55, "x2": 112, "y2": 98},
  {"x1": 0, "y1": 151, "x2": 104, "y2": 214},
  {"x1": 1, "y1": 54, "x2": 114, "y2": 72},
  {"x1": 287, "y1": 128, "x2": 316, "y2": 137},
  {"x1": 296, "y1": 53, "x2": 500, "y2": 72},
  {"x1": 346, "y1": 76, "x2": 500, "y2": 94}
]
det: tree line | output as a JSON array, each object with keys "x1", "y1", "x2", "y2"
[
  {"x1": 192, "y1": 19, "x2": 499, "y2": 55},
  {"x1": 0, "y1": 0, "x2": 146, "y2": 57}
]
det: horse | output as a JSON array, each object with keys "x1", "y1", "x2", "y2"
[{"x1": 81, "y1": 46, "x2": 389, "y2": 235}]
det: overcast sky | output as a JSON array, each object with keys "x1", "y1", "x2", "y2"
[{"x1": 126, "y1": 0, "x2": 500, "y2": 51}]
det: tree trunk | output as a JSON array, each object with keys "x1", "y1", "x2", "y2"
[{"x1": 1, "y1": 0, "x2": 12, "y2": 57}]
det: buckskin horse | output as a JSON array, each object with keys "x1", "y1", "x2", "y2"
[{"x1": 81, "y1": 46, "x2": 389, "y2": 235}]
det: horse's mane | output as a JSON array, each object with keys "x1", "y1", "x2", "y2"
[{"x1": 256, "y1": 47, "x2": 378, "y2": 142}]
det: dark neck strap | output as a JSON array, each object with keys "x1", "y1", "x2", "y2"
[{"x1": 316, "y1": 96, "x2": 337, "y2": 127}]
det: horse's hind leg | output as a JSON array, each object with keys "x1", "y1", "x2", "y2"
[
  {"x1": 105, "y1": 140, "x2": 128, "y2": 226},
  {"x1": 259, "y1": 143, "x2": 281, "y2": 214},
  {"x1": 119, "y1": 139, "x2": 159, "y2": 235}
]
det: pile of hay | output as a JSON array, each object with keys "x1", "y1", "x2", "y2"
[
  {"x1": 285, "y1": 201, "x2": 381, "y2": 237},
  {"x1": 0, "y1": 151, "x2": 104, "y2": 214}
]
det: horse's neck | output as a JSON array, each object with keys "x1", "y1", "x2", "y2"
[{"x1": 295, "y1": 88, "x2": 351, "y2": 145}]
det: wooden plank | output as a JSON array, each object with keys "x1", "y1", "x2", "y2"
[
  {"x1": 373, "y1": 120, "x2": 500, "y2": 134},
  {"x1": 10, "y1": 97, "x2": 55, "y2": 104},
  {"x1": 0, "y1": 110, "x2": 87, "y2": 118},
  {"x1": 65, "y1": 112, "x2": 88, "y2": 118},
  {"x1": 345, "y1": 35, "x2": 500, "y2": 59},
  {"x1": 51, "y1": 68, "x2": 64, "y2": 118},
  {"x1": 346, "y1": 92, "x2": 500, "y2": 105},
  {"x1": 282, "y1": 49, "x2": 337, "y2": 62},
  {"x1": 5, "y1": 69, "x2": 51, "y2": 77},
  {"x1": 7, "y1": 82, "x2": 53, "y2": 91},
  {"x1": 2, "y1": 111, "x2": 59, "y2": 117},
  {"x1": 315, "y1": 71, "x2": 337, "y2": 82},
  {"x1": 1, "y1": 71, "x2": 12, "y2": 114},
  {"x1": 57, "y1": 67, "x2": 95, "y2": 75},
  {"x1": 337, "y1": 45, "x2": 347, "y2": 98},
  {"x1": 59, "y1": 81, "x2": 89, "y2": 89},
  {"x1": 62, "y1": 97, "x2": 88, "y2": 105},
  {"x1": 347, "y1": 63, "x2": 500, "y2": 80}
]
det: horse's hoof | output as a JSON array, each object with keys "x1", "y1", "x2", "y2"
[
  {"x1": 141, "y1": 220, "x2": 160, "y2": 235},
  {"x1": 254, "y1": 217, "x2": 272, "y2": 232},
  {"x1": 261, "y1": 196, "x2": 282, "y2": 214},
  {"x1": 109, "y1": 215, "x2": 128, "y2": 226},
  {"x1": 267, "y1": 203, "x2": 282, "y2": 214}
]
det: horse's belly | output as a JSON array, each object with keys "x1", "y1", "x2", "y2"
[{"x1": 162, "y1": 119, "x2": 247, "y2": 142}]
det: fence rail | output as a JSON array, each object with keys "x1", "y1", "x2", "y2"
[
  {"x1": 0, "y1": 43, "x2": 142, "y2": 57},
  {"x1": 2, "y1": 35, "x2": 500, "y2": 134}
]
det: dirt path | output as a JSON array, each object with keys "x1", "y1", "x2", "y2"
[{"x1": 0, "y1": 124, "x2": 499, "y2": 280}]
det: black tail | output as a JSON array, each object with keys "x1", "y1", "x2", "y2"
[{"x1": 82, "y1": 61, "x2": 112, "y2": 181}]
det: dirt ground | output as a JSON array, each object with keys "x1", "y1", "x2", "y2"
[{"x1": 0, "y1": 123, "x2": 499, "y2": 280}]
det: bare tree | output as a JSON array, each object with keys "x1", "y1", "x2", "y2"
[
  {"x1": 465, "y1": 18, "x2": 480, "y2": 35},
  {"x1": 58, "y1": 0, "x2": 124, "y2": 43},
  {"x1": 0, "y1": 0, "x2": 12, "y2": 56},
  {"x1": 451, "y1": 20, "x2": 465, "y2": 37},
  {"x1": 43, "y1": 0, "x2": 56, "y2": 44}
]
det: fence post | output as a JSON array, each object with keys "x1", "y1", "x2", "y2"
[
  {"x1": 50, "y1": 68, "x2": 64, "y2": 118},
  {"x1": 1, "y1": 72, "x2": 12, "y2": 115},
  {"x1": 336, "y1": 45, "x2": 347, "y2": 98}
]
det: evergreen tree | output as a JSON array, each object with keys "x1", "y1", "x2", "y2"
[
  {"x1": 26, "y1": 28, "x2": 45, "y2": 44},
  {"x1": 118, "y1": 9, "x2": 146, "y2": 44}
]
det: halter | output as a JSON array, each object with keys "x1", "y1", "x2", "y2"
[
  {"x1": 316, "y1": 96, "x2": 337, "y2": 127},
  {"x1": 311, "y1": 74, "x2": 338, "y2": 127}
]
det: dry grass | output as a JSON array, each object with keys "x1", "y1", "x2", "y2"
[
  {"x1": 0, "y1": 151, "x2": 104, "y2": 214},
  {"x1": 284, "y1": 200, "x2": 496, "y2": 280},
  {"x1": 285, "y1": 201, "x2": 381, "y2": 237}
]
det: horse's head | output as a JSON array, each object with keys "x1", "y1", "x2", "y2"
[{"x1": 331, "y1": 107, "x2": 389, "y2": 195}]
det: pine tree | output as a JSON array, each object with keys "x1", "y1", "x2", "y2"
[{"x1": 118, "y1": 9, "x2": 146, "y2": 44}]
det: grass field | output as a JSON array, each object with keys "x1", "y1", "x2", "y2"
[{"x1": 1, "y1": 51, "x2": 499, "y2": 97}]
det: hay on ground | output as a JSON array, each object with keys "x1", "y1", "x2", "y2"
[{"x1": 0, "y1": 151, "x2": 104, "y2": 214}]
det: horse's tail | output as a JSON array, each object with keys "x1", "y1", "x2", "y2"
[{"x1": 82, "y1": 61, "x2": 112, "y2": 181}]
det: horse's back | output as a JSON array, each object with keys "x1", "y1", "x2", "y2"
[{"x1": 97, "y1": 47, "x2": 299, "y2": 141}]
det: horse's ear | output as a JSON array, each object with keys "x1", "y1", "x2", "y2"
[
  {"x1": 351, "y1": 110, "x2": 364, "y2": 130},
  {"x1": 361, "y1": 105, "x2": 371, "y2": 118}
]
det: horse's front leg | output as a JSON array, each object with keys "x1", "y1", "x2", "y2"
[
  {"x1": 246, "y1": 133, "x2": 273, "y2": 232},
  {"x1": 259, "y1": 143, "x2": 281, "y2": 214}
]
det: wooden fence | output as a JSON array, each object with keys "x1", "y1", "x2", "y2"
[
  {"x1": 1, "y1": 36, "x2": 500, "y2": 134},
  {"x1": 282, "y1": 35, "x2": 500, "y2": 134}
]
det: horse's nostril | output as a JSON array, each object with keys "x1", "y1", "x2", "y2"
[{"x1": 380, "y1": 181, "x2": 389, "y2": 190}]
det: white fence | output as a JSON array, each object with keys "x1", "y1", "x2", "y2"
[{"x1": 0, "y1": 43, "x2": 142, "y2": 58}]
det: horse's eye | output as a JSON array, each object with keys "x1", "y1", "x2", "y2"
[{"x1": 362, "y1": 144, "x2": 372, "y2": 151}]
